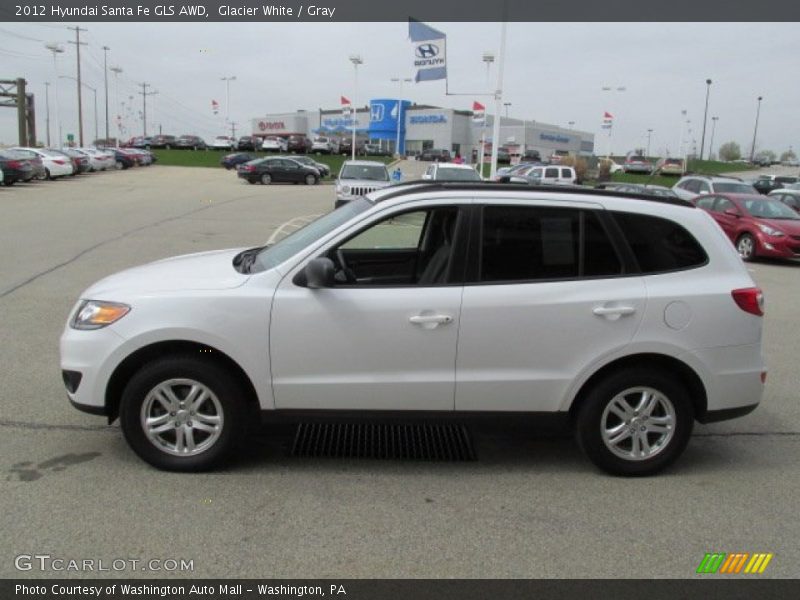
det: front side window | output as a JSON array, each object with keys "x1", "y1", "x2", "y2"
[{"x1": 479, "y1": 206, "x2": 622, "y2": 283}]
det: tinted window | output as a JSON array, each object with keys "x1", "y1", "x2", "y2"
[
  {"x1": 613, "y1": 212, "x2": 707, "y2": 273},
  {"x1": 561, "y1": 168, "x2": 573, "y2": 178},
  {"x1": 480, "y1": 206, "x2": 622, "y2": 283},
  {"x1": 544, "y1": 167, "x2": 559, "y2": 178},
  {"x1": 697, "y1": 181, "x2": 711, "y2": 193},
  {"x1": 714, "y1": 182, "x2": 756, "y2": 194}
]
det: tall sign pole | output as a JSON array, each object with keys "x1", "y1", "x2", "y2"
[{"x1": 67, "y1": 26, "x2": 88, "y2": 146}]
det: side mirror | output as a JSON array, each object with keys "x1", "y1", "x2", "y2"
[
  {"x1": 724, "y1": 209, "x2": 741, "y2": 218},
  {"x1": 295, "y1": 257, "x2": 336, "y2": 289}
]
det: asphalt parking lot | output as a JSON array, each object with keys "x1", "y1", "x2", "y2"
[{"x1": 1, "y1": 166, "x2": 798, "y2": 579}]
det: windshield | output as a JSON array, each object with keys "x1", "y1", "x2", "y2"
[
  {"x1": 743, "y1": 198, "x2": 800, "y2": 220},
  {"x1": 436, "y1": 167, "x2": 481, "y2": 181},
  {"x1": 254, "y1": 198, "x2": 372, "y2": 271},
  {"x1": 340, "y1": 165, "x2": 389, "y2": 181},
  {"x1": 715, "y1": 183, "x2": 756, "y2": 194}
]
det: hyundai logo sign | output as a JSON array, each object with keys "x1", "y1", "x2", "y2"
[{"x1": 415, "y1": 43, "x2": 439, "y2": 59}]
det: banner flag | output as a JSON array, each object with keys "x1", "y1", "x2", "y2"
[{"x1": 409, "y1": 19, "x2": 447, "y2": 82}]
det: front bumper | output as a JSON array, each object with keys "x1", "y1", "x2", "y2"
[{"x1": 755, "y1": 232, "x2": 800, "y2": 258}]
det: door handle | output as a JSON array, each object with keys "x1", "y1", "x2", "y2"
[
  {"x1": 593, "y1": 305, "x2": 636, "y2": 321},
  {"x1": 409, "y1": 314, "x2": 453, "y2": 327}
]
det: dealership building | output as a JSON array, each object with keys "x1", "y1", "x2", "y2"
[{"x1": 251, "y1": 99, "x2": 594, "y2": 160}]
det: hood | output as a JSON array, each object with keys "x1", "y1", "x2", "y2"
[{"x1": 83, "y1": 248, "x2": 251, "y2": 298}]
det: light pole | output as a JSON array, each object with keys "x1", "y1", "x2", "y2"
[
  {"x1": 489, "y1": 21, "x2": 508, "y2": 180},
  {"x1": 479, "y1": 52, "x2": 494, "y2": 171},
  {"x1": 503, "y1": 102, "x2": 511, "y2": 118},
  {"x1": 221, "y1": 76, "x2": 236, "y2": 129},
  {"x1": 44, "y1": 82, "x2": 51, "y2": 146},
  {"x1": 646, "y1": 129, "x2": 653, "y2": 157},
  {"x1": 102, "y1": 45, "x2": 110, "y2": 141},
  {"x1": 348, "y1": 54, "x2": 363, "y2": 161},
  {"x1": 60, "y1": 76, "x2": 97, "y2": 143},
  {"x1": 749, "y1": 96, "x2": 763, "y2": 163},
  {"x1": 708, "y1": 117, "x2": 719, "y2": 160},
  {"x1": 110, "y1": 66, "x2": 122, "y2": 145},
  {"x1": 45, "y1": 43, "x2": 64, "y2": 145},
  {"x1": 699, "y1": 78, "x2": 712, "y2": 160},
  {"x1": 390, "y1": 77, "x2": 412, "y2": 156}
]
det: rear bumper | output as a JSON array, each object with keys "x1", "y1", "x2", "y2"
[{"x1": 698, "y1": 403, "x2": 758, "y2": 424}]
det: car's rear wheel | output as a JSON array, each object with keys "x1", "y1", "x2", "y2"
[
  {"x1": 736, "y1": 233, "x2": 757, "y2": 261},
  {"x1": 575, "y1": 368, "x2": 694, "y2": 476},
  {"x1": 305, "y1": 174, "x2": 317, "y2": 185},
  {"x1": 260, "y1": 173, "x2": 272, "y2": 185},
  {"x1": 120, "y1": 356, "x2": 246, "y2": 471}
]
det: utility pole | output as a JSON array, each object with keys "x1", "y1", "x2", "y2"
[
  {"x1": 67, "y1": 26, "x2": 88, "y2": 146},
  {"x1": 109, "y1": 66, "x2": 122, "y2": 145},
  {"x1": 44, "y1": 82, "x2": 51, "y2": 146},
  {"x1": 229, "y1": 121, "x2": 237, "y2": 139},
  {"x1": 102, "y1": 45, "x2": 110, "y2": 141},
  {"x1": 139, "y1": 82, "x2": 157, "y2": 136}
]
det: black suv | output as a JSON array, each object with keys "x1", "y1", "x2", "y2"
[
  {"x1": 418, "y1": 148, "x2": 452, "y2": 162},
  {"x1": 237, "y1": 136, "x2": 260, "y2": 151},
  {"x1": 175, "y1": 135, "x2": 207, "y2": 150},
  {"x1": 287, "y1": 135, "x2": 312, "y2": 154},
  {"x1": 149, "y1": 135, "x2": 177, "y2": 149}
]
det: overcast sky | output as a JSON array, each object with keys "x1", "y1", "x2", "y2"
[{"x1": 1, "y1": 22, "x2": 798, "y2": 157}]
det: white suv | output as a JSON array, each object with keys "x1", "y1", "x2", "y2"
[{"x1": 61, "y1": 184, "x2": 765, "y2": 475}]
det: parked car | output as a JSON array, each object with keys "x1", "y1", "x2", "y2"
[
  {"x1": 693, "y1": 193, "x2": 800, "y2": 260},
  {"x1": 508, "y1": 165, "x2": 578, "y2": 186},
  {"x1": 287, "y1": 135, "x2": 312, "y2": 154},
  {"x1": 519, "y1": 149, "x2": 542, "y2": 163},
  {"x1": 422, "y1": 162, "x2": 482, "y2": 181},
  {"x1": 339, "y1": 137, "x2": 366, "y2": 156},
  {"x1": 659, "y1": 158, "x2": 684, "y2": 176},
  {"x1": 124, "y1": 136, "x2": 152, "y2": 149},
  {"x1": 72, "y1": 147, "x2": 115, "y2": 171},
  {"x1": 496, "y1": 148, "x2": 511, "y2": 164},
  {"x1": 237, "y1": 157, "x2": 320, "y2": 185},
  {"x1": 767, "y1": 188, "x2": 800, "y2": 214},
  {"x1": 237, "y1": 136, "x2": 261, "y2": 151},
  {"x1": 417, "y1": 148, "x2": 452, "y2": 162},
  {"x1": 261, "y1": 136, "x2": 288, "y2": 152},
  {"x1": 751, "y1": 176, "x2": 784, "y2": 195},
  {"x1": 334, "y1": 160, "x2": 391, "y2": 207},
  {"x1": 494, "y1": 162, "x2": 539, "y2": 180},
  {"x1": 9, "y1": 147, "x2": 74, "y2": 179},
  {"x1": 175, "y1": 135, "x2": 207, "y2": 150},
  {"x1": 623, "y1": 155, "x2": 653, "y2": 174},
  {"x1": 110, "y1": 149, "x2": 135, "y2": 170},
  {"x1": 0, "y1": 150, "x2": 35, "y2": 185},
  {"x1": 55, "y1": 148, "x2": 91, "y2": 174},
  {"x1": 149, "y1": 135, "x2": 178, "y2": 149},
  {"x1": 672, "y1": 175, "x2": 757, "y2": 202},
  {"x1": 363, "y1": 143, "x2": 391, "y2": 156},
  {"x1": 60, "y1": 183, "x2": 766, "y2": 475},
  {"x1": 311, "y1": 136, "x2": 339, "y2": 154},
  {"x1": 220, "y1": 152, "x2": 256, "y2": 170},
  {"x1": 288, "y1": 155, "x2": 330, "y2": 178},
  {"x1": 211, "y1": 136, "x2": 236, "y2": 150}
]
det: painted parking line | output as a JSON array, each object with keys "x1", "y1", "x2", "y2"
[{"x1": 266, "y1": 214, "x2": 321, "y2": 245}]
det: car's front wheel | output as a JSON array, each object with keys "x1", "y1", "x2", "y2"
[
  {"x1": 260, "y1": 173, "x2": 272, "y2": 185},
  {"x1": 305, "y1": 173, "x2": 317, "y2": 185},
  {"x1": 120, "y1": 356, "x2": 246, "y2": 471},
  {"x1": 575, "y1": 368, "x2": 694, "y2": 476},
  {"x1": 736, "y1": 233, "x2": 757, "y2": 261}
]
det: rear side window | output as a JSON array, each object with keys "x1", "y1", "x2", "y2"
[
  {"x1": 612, "y1": 212, "x2": 707, "y2": 273},
  {"x1": 479, "y1": 206, "x2": 622, "y2": 283},
  {"x1": 544, "y1": 167, "x2": 559, "y2": 178}
]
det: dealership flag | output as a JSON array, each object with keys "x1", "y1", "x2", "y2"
[
  {"x1": 409, "y1": 19, "x2": 447, "y2": 83},
  {"x1": 211, "y1": 99, "x2": 219, "y2": 115},
  {"x1": 341, "y1": 96, "x2": 352, "y2": 117},
  {"x1": 340, "y1": 96, "x2": 351, "y2": 105},
  {"x1": 601, "y1": 111, "x2": 614, "y2": 129},
  {"x1": 472, "y1": 101, "x2": 485, "y2": 125}
]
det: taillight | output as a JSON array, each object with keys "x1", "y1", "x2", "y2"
[
  {"x1": 7, "y1": 160, "x2": 22, "y2": 169},
  {"x1": 53, "y1": 159, "x2": 65, "y2": 165},
  {"x1": 731, "y1": 287, "x2": 764, "y2": 316}
]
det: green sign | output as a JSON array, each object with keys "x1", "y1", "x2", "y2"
[{"x1": 67, "y1": 133, "x2": 74, "y2": 142}]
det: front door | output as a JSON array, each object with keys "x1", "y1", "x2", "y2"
[{"x1": 270, "y1": 205, "x2": 466, "y2": 411}]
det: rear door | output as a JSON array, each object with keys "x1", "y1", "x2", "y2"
[{"x1": 455, "y1": 202, "x2": 645, "y2": 412}]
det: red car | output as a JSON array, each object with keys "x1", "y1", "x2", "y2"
[{"x1": 694, "y1": 193, "x2": 800, "y2": 261}]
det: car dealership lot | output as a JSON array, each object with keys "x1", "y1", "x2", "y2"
[{"x1": 1, "y1": 166, "x2": 799, "y2": 578}]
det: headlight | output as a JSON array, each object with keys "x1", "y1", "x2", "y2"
[
  {"x1": 756, "y1": 223, "x2": 784, "y2": 237},
  {"x1": 341, "y1": 185, "x2": 351, "y2": 194},
  {"x1": 71, "y1": 300, "x2": 131, "y2": 330}
]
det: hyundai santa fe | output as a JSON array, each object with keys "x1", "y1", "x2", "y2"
[{"x1": 61, "y1": 183, "x2": 766, "y2": 476}]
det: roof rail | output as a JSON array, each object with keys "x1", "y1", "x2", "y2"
[{"x1": 374, "y1": 180, "x2": 695, "y2": 208}]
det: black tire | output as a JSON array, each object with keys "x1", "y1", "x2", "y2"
[
  {"x1": 305, "y1": 173, "x2": 318, "y2": 185},
  {"x1": 260, "y1": 173, "x2": 272, "y2": 185},
  {"x1": 119, "y1": 355, "x2": 247, "y2": 472},
  {"x1": 575, "y1": 368, "x2": 694, "y2": 476},
  {"x1": 736, "y1": 233, "x2": 757, "y2": 262},
  {"x1": 3, "y1": 179, "x2": 14, "y2": 187}
]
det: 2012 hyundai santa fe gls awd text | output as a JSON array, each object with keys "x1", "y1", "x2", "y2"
[{"x1": 60, "y1": 183, "x2": 766, "y2": 476}]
